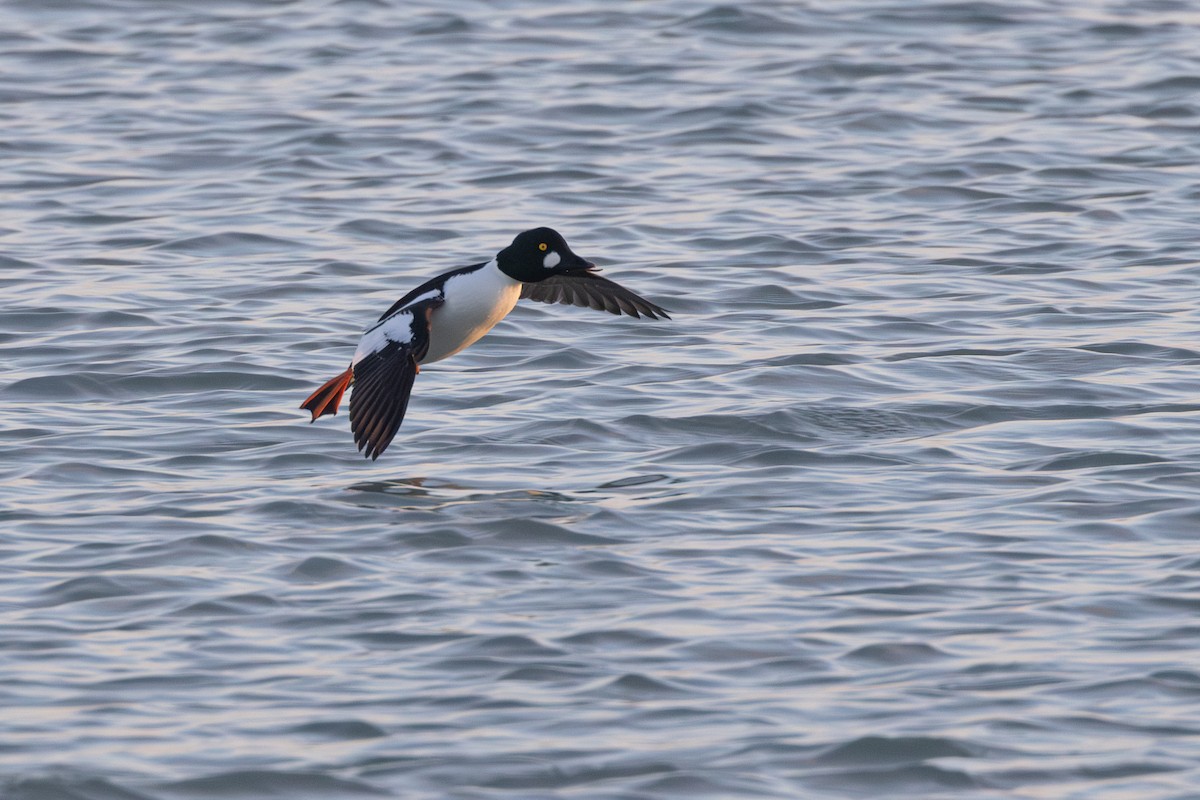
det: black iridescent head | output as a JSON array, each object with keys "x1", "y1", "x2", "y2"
[{"x1": 495, "y1": 227, "x2": 594, "y2": 283}]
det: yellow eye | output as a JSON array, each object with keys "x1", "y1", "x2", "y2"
[{"x1": 538, "y1": 243, "x2": 547, "y2": 251}]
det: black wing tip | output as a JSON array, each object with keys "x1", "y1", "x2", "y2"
[
  {"x1": 610, "y1": 301, "x2": 671, "y2": 320},
  {"x1": 634, "y1": 303, "x2": 671, "y2": 321},
  {"x1": 355, "y1": 431, "x2": 390, "y2": 460},
  {"x1": 353, "y1": 413, "x2": 399, "y2": 460}
]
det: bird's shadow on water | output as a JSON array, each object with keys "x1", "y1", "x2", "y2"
[
  {"x1": 345, "y1": 476, "x2": 575, "y2": 507},
  {"x1": 341, "y1": 473, "x2": 680, "y2": 512},
  {"x1": 338, "y1": 476, "x2": 678, "y2": 549}
]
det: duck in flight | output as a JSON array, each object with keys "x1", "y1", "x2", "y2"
[{"x1": 300, "y1": 227, "x2": 670, "y2": 460}]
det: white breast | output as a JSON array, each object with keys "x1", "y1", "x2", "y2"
[{"x1": 423, "y1": 259, "x2": 521, "y2": 364}]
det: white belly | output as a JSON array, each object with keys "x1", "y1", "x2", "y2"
[{"x1": 422, "y1": 262, "x2": 521, "y2": 364}]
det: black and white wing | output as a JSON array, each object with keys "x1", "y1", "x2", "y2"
[
  {"x1": 520, "y1": 268, "x2": 670, "y2": 320},
  {"x1": 349, "y1": 294, "x2": 442, "y2": 460}
]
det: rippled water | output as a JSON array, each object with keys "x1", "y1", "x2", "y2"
[{"x1": 3, "y1": 1, "x2": 1200, "y2": 798}]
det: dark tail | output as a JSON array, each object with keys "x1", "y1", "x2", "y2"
[{"x1": 300, "y1": 366, "x2": 353, "y2": 422}]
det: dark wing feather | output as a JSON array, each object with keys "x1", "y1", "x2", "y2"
[
  {"x1": 349, "y1": 345, "x2": 417, "y2": 460},
  {"x1": 520, "y1": 269, "x2": 671, "y2": 320},
  {"x1": 348, "y1": 299, "x2": 439, "y2": 460}
]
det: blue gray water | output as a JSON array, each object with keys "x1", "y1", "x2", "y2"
[{"x1": 3, "y1": 1, "x2": 1200, "y2": 798}]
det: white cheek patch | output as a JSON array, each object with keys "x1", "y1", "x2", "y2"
[{"x1": 542, "y1": 250, "x2": 561, "y2": 269}]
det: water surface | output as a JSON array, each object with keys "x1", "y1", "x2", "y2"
[{"x1": 3, "y1": 1, "x2": 1200, "y2": 798}]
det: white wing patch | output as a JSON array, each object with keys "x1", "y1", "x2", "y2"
[
  {"x1": 542, "y1": 250, "x2": 561, "y2": 269},
  {"x1": 401, "y1": 289, "x2": 441, "y2": 308},
  {"x1": 353, "y1": 311, "x2": 414, "y2": 366}
]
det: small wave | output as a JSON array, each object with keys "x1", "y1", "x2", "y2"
[
  {"x1": 155, "y1": 232, "x2": 301, "y2": 255},
  {"x1": 815, "y1": 734, "x2": 979, "y2": 765},
  {"x1": 158, "y1": 770, "x2": 387, "y2": 797},
  {"x1": 1, "y1": 773, "x2": 157, "y2": 800},
  {"x1": 842, "y1": 642, "x2": 951, "y2": 666}
]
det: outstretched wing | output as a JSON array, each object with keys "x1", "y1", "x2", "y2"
[
  {"x1": 520, "y1": 269, "x2": 670, "y2": 320},
  {"x1": 349, "y1": 296, "x2": 441, "y2": 460}
]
